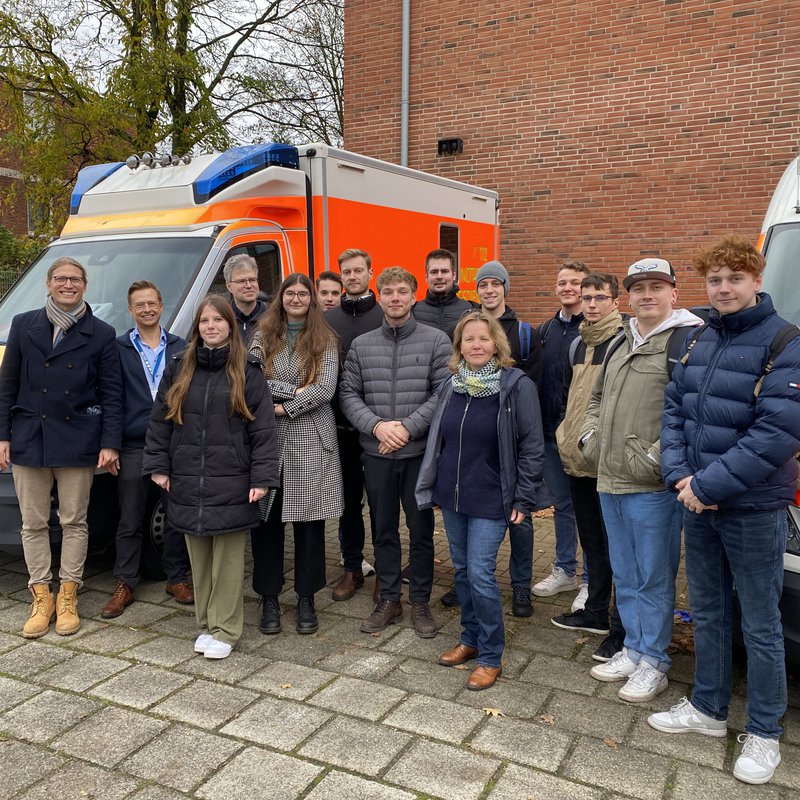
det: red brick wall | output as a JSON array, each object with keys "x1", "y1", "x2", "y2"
[{"x1": 344, "y1": 0, "x2": 799, "y2": 319}]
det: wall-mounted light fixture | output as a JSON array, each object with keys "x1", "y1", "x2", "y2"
[{"x1": 438, "y1": 138, "x2": 464, "y2": 156}]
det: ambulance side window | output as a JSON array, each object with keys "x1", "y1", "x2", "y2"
[
  {"x1": 439, "y1": 224, "x2": 459, "y2": 277},
  {"x1": 210, "y1": 243, "x2": 282, "y2": 303}
]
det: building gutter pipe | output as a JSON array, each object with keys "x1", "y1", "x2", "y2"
[{"x1": 400, "y1": 0, "x2": 410, "y2": 166}]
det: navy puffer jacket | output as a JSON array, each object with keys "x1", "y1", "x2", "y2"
[{"x1": 661, "y1": 293, "x2": 800, "y2": 509}]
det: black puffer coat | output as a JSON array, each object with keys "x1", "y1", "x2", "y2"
[{"x1": 143, "y1": 346, "x2": 279, "y2": 536}]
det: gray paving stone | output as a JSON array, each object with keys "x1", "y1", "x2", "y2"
[
  {"x1": 383, "y1": 655, "x2": 473, "y2": 700},
  {"x1": 251, "y1": 629, "x2": 343, "y2": 666},
  {"x1": 378, "y1": 626, "x2": 451, "y2": 661},
  {"x1": 146, "y1": 611, "x2": 201, "y2": 639},
  {"x1": 96, "y1": 601, "x2": 176, "y2": 627},
  {"x1": 316, "y1": 614, "x2": 398, "y2": 649},
  {"x1": 0, "y1": 674, "x2": 41, "y2": 710},
  {"x1": 16, "y1": 760, "x2": 139, "y2": 799},
  {"x1": 309, "y1": 676, "x2": 407, "y2": 721},
  {"x1": 89, "y1": 663, "x2": 192, "y2": 709},
  {"x1": 455, "y1": 678, "x2": 550, "y2": 719},
  {"x1": 0, "y1": 640, "x2": 73, "y2": 677},
  {"x1": 384, "y1": 739, "x2": 500, "y2": 800},
  {"x1": 541, "y1": 690, "x2": 637, "y2": 741},
  {"x1": 316, "y1": 586, "x2": 378, "y2": 620},
  {"x1": 564, "y1": 736, "x2": 672, "y2": 800},
  {"x1": 53, "y1": 705, "x2": 169, "y2": 767},
  {"x1": 316, "y1": 645, "x2": 403, "y2": 680},
  {"x1": 123, "y1": 724, "x2": 241, "y2": 792},
  {"x1": 593, "y1": 677, "x2": 689, "y2": 712},
  {"x1": 0, "y1": 570, "x2": 28, "y2": 594},
  {"x1": 69, "y1": 588, "x2": 121, "y2": 619},
  {"x1": 220, "y1": 695, "x2": 331, "y2": 750},
  {"x1": 152, "y1": 678, "x2": 258, "y2": 728},
  {"x1": 0, "y1": 603, "x2": 36, "y2": 633},
  {"x1": 517, "y1": 653, "x2": 599, "y2": 695},
  {"x1": 0, "y1": 630, "x2": 23, "y2": 654},
  {"x1": 671, "y1": 761, "x2": 784, "y2": 800},
  {"x1": 304, "y1": 770, "x2": 415, "y2": 800},
  {"x1": 195, "y1": 746, "x2": 321, "y2": 800},
  {"x1": 470, "y1": 713, "x2": 574, "y2": 772},
  {"x1": 488, "y1": 763, "x2": 604, "y2": 800},
  {"x1": 299, "y1": 714, "x2": 412, "y2": 776},
  {"x1": 123, "y1": 635, "x2": 196, "y2": 667},
  {"x1": 240, "y1": 660, "x2": 335, "y2": 699},
  {"x1": 125, "y1": 787, "x2": 189, "y2": 800},
  {"x1": 0, "y1": 739, "x2": 66, "y2": 800},
  {"x1": 627, "y1": 718, "x2": 727, "y2": 770},
  {"x1": 0, "y1": 688, "x2": 99, "y2": 743},
  {"x1": 34, "y1": 651, "x2": 131, "y2": 691},
  {"x1": 174, "y1": 649, "x2": 265, "y2": 681},
  {"x1": 71, "y1": 624, "x2": 158, "y2": 654},
  {"x1": 771, "y1": 738, "x2": 800, "y2": 790},
  {"x1": 510, "y1": 618, "x2": 595, "y2": 657},
  {"x1": 383, "y1": 692, "x2": 484, "y2": 743}
]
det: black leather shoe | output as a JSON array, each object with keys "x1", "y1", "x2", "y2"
[
  {"x1": 296, "y1": 595, "x2": 319, "y2": 634},
  {"x1": 512, "y1": 586, "x2": 533, "y2": 617},
  {"x1": 259, "y1": 595, "x2": 281, "y2": 634},
  {"x1": 440, "y1": 588, "x2": 460, "y2": 608}
]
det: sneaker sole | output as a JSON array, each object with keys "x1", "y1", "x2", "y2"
[
  {"x1": 204, "y1": 650, "x2": 232, "y2": 660},
  {"x1": 532, "y1": 584, "x2": 578, "y2": 598},
  {"x1": 550, "y1": 618, "x2": 609, "y2": 635},
  {"x1": 618, "y1": 679, "x2": 669, "y2": 703},
  {"x1": 647, "y1": 717, "x2": 727, "y2": 737},
  {"x1": 733, "y1": 756, "x2": 781, "y2": 785},
  {"x1": 590, "y1": 667, "x2": 635, "y2": 682},
  {"x1": 591, "y1": 651, "x2": 618, "y2": 662}
]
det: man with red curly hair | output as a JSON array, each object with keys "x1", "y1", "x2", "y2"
[{"x1": 651, "y1": 234, "x2": 800, "y2": 785}]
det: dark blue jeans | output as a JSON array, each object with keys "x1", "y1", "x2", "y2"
[
  {"x1": 684, "y1": 507, "x2": 787, "y2": 739},
  {"x1": 442, "y1": 509, "x2": 507, "y2": 668}
]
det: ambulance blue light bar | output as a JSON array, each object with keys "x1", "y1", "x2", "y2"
[
  {"x1": 69, "y1": 162, "x2": 125, "y2": 215},
  {"x1": 192, "y1": 143, "x2": 299, "y2": 204}
]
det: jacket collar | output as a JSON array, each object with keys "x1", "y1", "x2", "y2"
[
  {"x1": 339, "y1": 292, "x2": 377, "y2": 317},
  {"x1": 28, "y1": 304, "x2": 95, "y2": 359},
  {"x1": 422, "y1": 285, "x2": 461, "y2": 307},
  {"x1": 381, "y1": 315, "x2": 417, "y2": 340},
  {"x1": 708, "y1": 292, "x2": 775, "y2": 334},
  {"x1": 196, "y1": 344, "x2": 230, "y2": 371},
  {"x1": 580, "y1": 309, "x2": 623, "y2": 346}
]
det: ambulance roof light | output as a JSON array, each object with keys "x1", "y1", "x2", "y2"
[
  {"x1": 69, "y1": 162, "x2": 125, "y2": 215},
  {"x1": 192, "y1": 143, "x2": 299, "y2": 204}
]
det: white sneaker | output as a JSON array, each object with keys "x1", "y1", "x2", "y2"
[
  {"x1": 532, "y1": 566, "x2": 578, "y2": 597},
  {"x1": 733, "y1": 734, "x2": 781, "y2": 785},
  {"x1": 361, "y1": 559, "x2": 376, "y2": 577},
  {"x1": 571, "y1": 583, "x2": 589, "y2": 612},
  {"x1": 194, "y1": 633, "x2": 214, "y2": 654},
  {"x1": 618, "y1": 662, "x2": 668, "y2": 702},
  {"x1": 648, "y1": 697, "x2": 727, "y2": 737},
  {"x1": 203, "y1": 638, "x2": 233, "y2": 660},
  {"x1": 590, "y1": 648, "x2": 637, "y2": 682}
]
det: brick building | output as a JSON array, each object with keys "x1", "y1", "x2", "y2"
[{"x1": 343, "y1": 0, "x2": 799, "y2": 317}]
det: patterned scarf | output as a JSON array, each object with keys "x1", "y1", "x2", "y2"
[
  {"x1": 452, "y1": 358, "x2": 501, "y2": 397},
  {"x1": 46, "y1": 295, "x2": 86, "y2": 348}
]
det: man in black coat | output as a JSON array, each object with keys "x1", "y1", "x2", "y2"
[
  {"x1": 101, "y1": 281, "x2": 190, "y2": 619},
  {"x1": 325, "y1": 248, "x2": 384, "y2": 601},
  {"x1": 412, "y1": 249, "x2": 475, "y2": 338},
  {"x1": 0, "y1": 256, "x2": 122, "y2": 638}
]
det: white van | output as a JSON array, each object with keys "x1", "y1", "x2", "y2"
[{"x1": 759, "y1": 155, "x2": 800, "y2": 664}]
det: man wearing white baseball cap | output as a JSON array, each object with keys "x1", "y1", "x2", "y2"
[{"x1": 578, "y1": 257, "x2": 703, "y2": 702}]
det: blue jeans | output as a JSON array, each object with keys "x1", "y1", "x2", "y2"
[
  {"x1": 684, "y1": 508, "x2": 787, "y2": 739},
  {"x1": 542, "y1": 439, "x2": 583, "y2": 580},
  {"x1": 442, "y1": 509, "x2": 507, "y2": 668},
  {"x1": 599, "y1": 491, "x2": 682, "y2": 671}
]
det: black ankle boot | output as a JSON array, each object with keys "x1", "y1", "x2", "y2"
[
  {"x1": 259, "y1": 595, "x2": 281, "y2": 634},
  {"x1": 296, "y1": 595, "x2": 318, "y2": 634}
]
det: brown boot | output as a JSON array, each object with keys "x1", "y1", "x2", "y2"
[
  {"x1": 101, "y1": 582, "x2": 134, "y2": 619},
  {"x1": 55, "y1": 581, "x2": 80, "y2": 636},
  {"x1": 22, "y1": 584, "x2": 55, "y2": 639},
  {"x1": 332, "y1": 570, "x2": 364, "y2": 601},
  {"x1": 466, "y1": 665, "x2": 502, "y2": 691},
  {"x1": 166, "y1": 582, "x2": 194, "y2": 604},
  {"x1": 410, "y1": 601, "x2": 439, "y2": 639},
  {"x1": 438, "y1": 643, "x2": 478, "y2": 666},
  {"x1": 360, "y1": 599, "x2": 402, "y2": 633}
]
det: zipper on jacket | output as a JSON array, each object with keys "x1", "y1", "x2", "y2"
[
  {"x1": 197, "y1": 371, "x2": 214, "y2": 532},
  {"x1": 692, "y1": 329, "x2": 728, "y2": 467},
  {"x1": 454, "y1": 396, "x2": 472, "y2": 511},
  {"x1": 390, "y1": 327, "x2": 399, "y2": 424}
]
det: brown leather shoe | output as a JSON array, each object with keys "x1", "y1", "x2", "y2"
[
  {"x1": 438, "y1": 643, "x2": 479, "y2": 666},
  {"x1": 166, "y1": 582, "x2": 194, "y2": 604},
  {"x1": 410, "y1": 601, "x2": 439, "y2": 638},
  {"x1": 360, "y1": 599, "x2": 402, "y2": 633},
  {"x1": 101, "y1": 582, "x2": 134, "y2": 619},
  {"x1": 466, "y1": 665, "x2": 502, "y2": 691},
  {"x1": 332, "y1": 570, "x2": 364, "y2": 601}
]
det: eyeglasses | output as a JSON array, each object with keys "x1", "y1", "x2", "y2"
[
  {"x1": 581, "y1": 294, "x2": 612, "y2": 304},
  {"x1": 228, "y1": 277, "x2": 258, "y2": 286},
  {"x1": 284, "y1": 291, "x2": 311, "y2": 300},
  {"x1": 51, "y1": 275, "x2": 85, "y2": 285},
  {"x1": 132, "y1": 301, "x2": 161, "y2": 310}
]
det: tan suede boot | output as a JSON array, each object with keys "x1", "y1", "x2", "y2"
[
  {"x1": 22, "y1": 584, "x2": 55, "y2": 639},
  {"x1": 55, "y1": 581, "x2": 80, "y2": 635}
]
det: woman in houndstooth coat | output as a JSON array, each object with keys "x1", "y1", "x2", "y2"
[{"x1": 249, "y1": 273, "x2": 343, "y2": 636}]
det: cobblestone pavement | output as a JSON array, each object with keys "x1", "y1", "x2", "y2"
[{"x1": 1, "y1": 512, "x2": 799, "y2": 800}]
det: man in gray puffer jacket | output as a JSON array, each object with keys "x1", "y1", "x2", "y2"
[{"x1": 341, "y1": 267, "x2": 451, "y2": 638}]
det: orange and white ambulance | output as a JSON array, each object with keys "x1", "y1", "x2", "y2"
[{"x1": 0, "y1": 142, "x2": 499, "y2": 567}]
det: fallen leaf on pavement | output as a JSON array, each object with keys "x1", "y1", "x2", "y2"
[
  {"x1": 483, "y1": 707, "x2": 504, "y2": 717},
  {"x1": 576, "y1": 637, "x2": 589, "y2": 644},
  {"x1": 603, "y1": 737, "x2": 619, "y2": 749},
  {"x1": 539, "y1": 713, "x2": 556, "y2": 725},
  {"x1": 454, "y1": 663, "x2": 470, "y2": 670},
  {"x1": 280, "y1": 683, "x2": 292, "y2": 689}
]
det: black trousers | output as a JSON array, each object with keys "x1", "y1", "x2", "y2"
[
  {"x1": 569, "y1": 475, "x2": 623, "y2": 633},
  {"x1": 251, "y1": 486, "x2": 326, "y2": 597},
  {"x1": 114, "y1": 446, "x2": 190, "y2": 586},
  {"x1": 337, "y1": 426, "x2": 372, "y2": 572},
  {"x1": 362, "y1": 454, "x2": 434, "y2": 602}
]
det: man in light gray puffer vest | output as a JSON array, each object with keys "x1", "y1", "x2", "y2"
[{"x1": 341, "y1": 267, "x2": 451, "y2": 639}]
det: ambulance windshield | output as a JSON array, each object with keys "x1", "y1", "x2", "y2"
[
  {"x1": 0, "y1": 236, "x2": 213, "y2": 341},
  {"x1": 762, "y1": 222, "x2": 800, "y2": 327}
]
